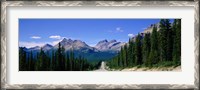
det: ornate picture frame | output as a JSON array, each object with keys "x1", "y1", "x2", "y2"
[{"x1": 1, "y1": 0, "x2": 199, "y2": 89}]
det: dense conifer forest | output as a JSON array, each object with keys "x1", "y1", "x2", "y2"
[
  {"x1": 19, "y1": 19, "x2": 181, "y2": 71},
  {"x1": 19, "y1": 43, "x2": 101, "y2": 71},
  {"x1": 107, "y1": 19, "x2": 181, "y2": 69}
]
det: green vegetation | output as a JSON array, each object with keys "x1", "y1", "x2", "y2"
[
  {"x1": 19, "y1": 43, "x2": 100, "y2": 71},
  {"x1": 107, "y1": 19, "x2": 181, "y2": 69},
  {"x1": 19, "y1": 19, "x2": 181, "y2": 71}
]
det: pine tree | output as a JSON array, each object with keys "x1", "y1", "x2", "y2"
[
  {"x1": 61, "y1": 46, "x2": 65, "y2": 70},
  {"x1": 27, "y1": 53, "x2": 30, "y2": 70},
  {"x1": 51, "y1": 50, "x2": 56, "y2": 70},
  {"x1": 127, "y1": 39, "x2": 131, "y2": 67},
  {"x1": 39, "y1": 48, "x2": 48, "y2": 70},
  {"x1": 55, "y1": 42, "x2": 62, "y2": 71},
  {"x1": 117, "y1": 52, "x2": 121, "y2": 67},
  {"x1": 135, "y1": 33, "x2": 143, "y2": 65},
  {"x1": 166, "y1": 20, "x2": 173, "y2": 61},
  {"x1": 131, "y1": 41, "x2": 135, "y2": 66},
  {"x1": 36, "y1": 48, "x2": 44, "y2": 70},
  {"x1": 142, "y1": 33, "x2": 151, "y2": 66},
  {"x1": 123, "y1": 44, "x2": 128, "y2": 67},
  {"x1": 35, "y1": 52, "x2": 39, "y2": 70},
  {"x1": 42, "y1": 50, "x2": 48, "y2": 70},
  {"x1": 69, "y1": 49, "x2": 74, "y2": 71},
  {"x1": 159, "y1": 19, "x2": 169, "y2": 61},
  {"x1": 29, "y1": 51, "x2": 34, "y2": 70},
  {"x1": 127, "y1": 39, "x2": 134, "y2": 67},
  {"x1": 78, "y1": 55, "x2": 82, "y2": 70},
  {"x1": 172, "y1": 19, "x2": 181, "y2": 65},
  {"x1": 45, "y1": 51, "x2": 51, "y2": 70},
  {"x1": 19, "y1": 47, "x2": 27, "y2": 71},
  {"x1": 65, "y1": 52, "x2": 69, "y2": 70},
  {"x1": 120, "y1": 47, "x2": 124, "y2": 67},
  {"x1": 148, "y1": 26, "x2": 159, "y2": 66}
]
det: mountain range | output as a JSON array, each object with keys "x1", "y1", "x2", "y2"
[
  {"x1": 20, "y1": 22, "x2": 161, "y2": 61},
  {"x1": 22, "y1": 38, "x2": 125, "y2": 61}
]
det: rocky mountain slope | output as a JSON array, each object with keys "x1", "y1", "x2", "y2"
[{"x1": 23, "y1": 38, "x2": 125, "y2": 61}]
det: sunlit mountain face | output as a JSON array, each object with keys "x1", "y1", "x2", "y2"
[{"x1": 21, "y1": 38, "x2": 125, "y2": 61}]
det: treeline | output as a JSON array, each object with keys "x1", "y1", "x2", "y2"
[
  {"x1": 19, "y1": 43, "x2": 99, "y2": 71},
  {"x1": 108, "y1": 19, "x2": 181, "y2": 69}
]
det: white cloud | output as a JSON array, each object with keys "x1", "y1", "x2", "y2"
[
  {"x1": 20, "y1": 36, "x2": 74, "y2": 48},
  {"x1": 108, "y1": 27, "x2": 124, "y2": 33},
  {"x1": 49, "y1": 35, "x2": 62, "y2": 39},
  {"x1": 19, "y1": 41, "x2": 47, "y2": 48},
  {"x1": 116, "y1": 27, "x2": 124, "y2": 32},
  {"x1": 89, "y1": 44, "x2": 96, "y2": 47},
  {"x1": 19, "y1": 39, "x2": 63, "y2": 48},
  {"x1": 128, "y1": 34, "x2": 135, "y2": 38},
  {"x1": 52, "y1": 39, "x2": 63, "y2": 45},
  {"x1": 50, "y1": 36, "x2": 69, "y2": 45},
  {"x1": 30, "y1": 36, "x2": 41, "y2": 39}
]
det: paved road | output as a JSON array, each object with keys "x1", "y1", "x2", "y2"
[{"x1": 95, "y1": 61, "x2": 108, "y2": 71}]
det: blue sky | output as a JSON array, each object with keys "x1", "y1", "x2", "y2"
[{"x1": 19, "y1": 19, "x2": 171, "y2": 48}]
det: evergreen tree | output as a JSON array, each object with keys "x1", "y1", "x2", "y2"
[
  {"x1": 19, "y1": 47, "x2": 27, "y2": 71},
  {"x1": 35, "y1": 52, "x2": 40, "y2": 70},
  {"x1": 38, "y1": 48, "x2": 48, "y2": 70},
  {"x1": 78, "y1": 55, "x2": 82, "y2": 70},
  {"x1": 65, "y1": 52, "x2": 69, "y2": 70},
  {"x1": 69, "y1": 49, "x2": 74, "y2": 71},
  {"x1": 148, "y1": 26, "x2": 159, "y2": 66},
  {"x1": 29, "y1": 51, "x2": 34, "y2": 70},
  {"x1": 159, "y1": 19, "x2": 170, "y2": 61},
  {"x1": 142, "y1": 33, "x2": 151, "y2": 66},
  {"x1": 166, "y1": 20, "x2": 173, "y2": 61},
  {"x1": 120, "y1": 47, "x2": 124, "y2": 67},
  {"x1": 127, "y1": 39, "x2": 134, "y2": 67},
  {"x1": 117, "y1": 52, "x2": 121, "y2": 67},
  {"x1": 135, "y1": 33, "x2": 143, "y2": 65},
  {"x1": 123, "y1": 44, "x2": 128, "y2": 67},
  {"x1": 51, "y1": 50, "x2": 56, "y2": 70},
  {"x1": 172, "y1": 19, "x2": 181, "y2": 65},
  {"x1": 27, "y1": 53, "x2": 30, "y2": 70},
  {"x1": 131, "y1": 41, "x2": 135, "y2": 66},
  {"x1": 61, "y1": 46, "x2": 65, "y2": 70},
  {"x1": 45, "y1": 51, "x2": 51, "y2": 70},
  {"x1": 55, "y1": 42, "x2": 62, "y2": 70},
  {"x1": 36, "y1": 48, "x2": 43, "y2": 70}
]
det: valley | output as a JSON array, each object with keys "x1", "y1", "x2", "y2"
[{"x1": 19, "y1": 19, "x2": 181, "y2": 71}]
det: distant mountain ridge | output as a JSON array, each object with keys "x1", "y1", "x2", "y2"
[
  {"x1": 24, "y1": 23, "x2": 161, "y2": 53},
  {"x1": 95, "y1": 39, "x2": 125, "y2": 52},
  {"x1": 53, "y1": 38, "x2": 98, "y2": 53},
  {"x1": 25, "y1": 38, "x2": 124, "y2": 52},
  {"x1": 22, "y1": 38, "x2": 125, "y2": 61}
]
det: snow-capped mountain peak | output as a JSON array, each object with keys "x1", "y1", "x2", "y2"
[
  {"x1": 54, "y1": 38, "x2": 96, "y2": 52},
  {"x1": 95, "y1": 39, "x2": 125, "y2": 52},
  {"x1": 29, "y1": 46, "x2": 40, "y2": 50},
  {"x1": 42, "y1": 44, "x2": 53, "y2": 51}
]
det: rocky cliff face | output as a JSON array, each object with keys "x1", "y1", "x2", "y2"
[
  {"x1": 53, "y1": 38, "x2": 98, "y2": 53},
  {"x1": 142, "y1": 23, "x2": 160, "y2": 34},
  {"x1": 131, "y1": 23, "x2": 160, "y2": 42},
  {"x1": 42, "y1": 44, "x2": 53, "y2": 51},
  {"x1": 95, "y1": 39, "x2": 125, "y2": 52}
]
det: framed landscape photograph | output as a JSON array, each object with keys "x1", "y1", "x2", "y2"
[{"x1": 1, "y1": 0, "x2": 199, "y2": 89}]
